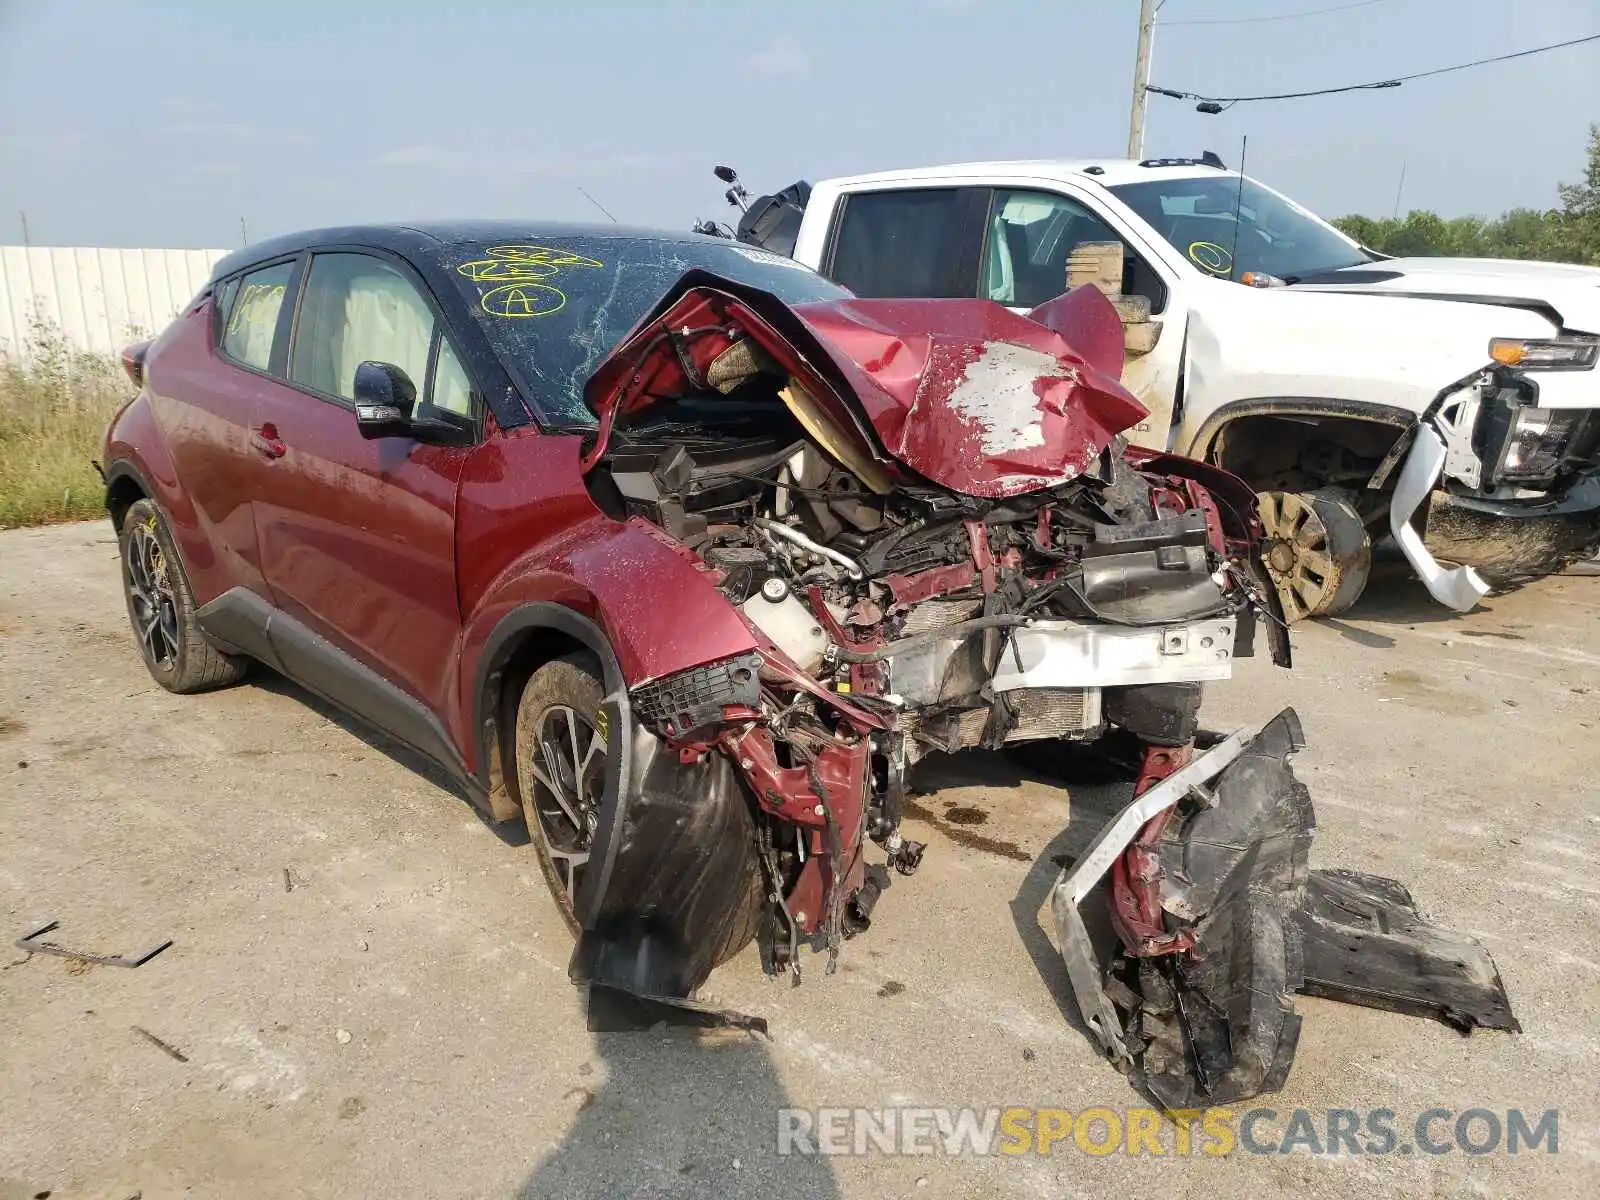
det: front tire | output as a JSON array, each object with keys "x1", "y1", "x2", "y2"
[
  {"x1": 514, "y1": 653, "x2": 608, "y2": 936},
  {"x1": 118, "y1": 498, "x2": 247, "y2": 693},
  {"x1": 1258, "y1": 488, "x2": 1372, "y2": 621}
]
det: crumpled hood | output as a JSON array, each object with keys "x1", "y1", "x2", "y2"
[
  {"x1": 583, "y1": 269, "x2": 1148, "y2": 499},
  {"x1": 1306, "y1": 256, "x2": 1600, "y2": 335}
]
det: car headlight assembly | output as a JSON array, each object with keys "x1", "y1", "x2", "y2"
[
  {"x1": 1495, "y1": 406, "x2": 1585, "y2": 483},
  {"x1": 1488, "y1": 334, "x2": 1599, "y2": 371}
]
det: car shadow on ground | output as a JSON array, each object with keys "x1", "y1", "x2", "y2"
[
  {"x1": 243, "y1": 668, "x2": 529, "y2": 847},
  {"x1": 911, "y1": 748, "x2": 1135, "y2": 1049},
  {"x1": 517, "y1": 1027, "x2": 840, "y2": 1199},
  {"x1": 1320, "y1": 542, "x2": 1494, "y2": 644}
]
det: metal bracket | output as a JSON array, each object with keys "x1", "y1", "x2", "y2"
[
  {"x1": 15, "y1": 920, "x2": 173, "y2": 968},
  {"x1": 1433, "y1": 383, "x2": 1486, "y2": 490}
]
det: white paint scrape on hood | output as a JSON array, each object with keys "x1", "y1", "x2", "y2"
[
  {"x1": 1309, "y1": 257, "x2": 1600, "y2": 335},
  {"x1": 946, "y1": 341, "x2": 1066, "y2": 457}
]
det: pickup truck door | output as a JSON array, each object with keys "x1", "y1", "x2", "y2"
[
  {"x1": 974, "y1": 184, "x2": 1188, "y2": 451},
  {"x1": 807, "y1": 180, "x2": 1188, "y2": 451}
]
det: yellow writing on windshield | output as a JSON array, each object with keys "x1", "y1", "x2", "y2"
[{"x1": 455, "y1": 245, "x2": 604, "y2": 318}]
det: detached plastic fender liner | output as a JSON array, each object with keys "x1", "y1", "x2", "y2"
[
  {"x1": 1050, "y1": 721, "x2": 1259, "y2": 1064},
  {"x1": 571, "y1": 729, "x2": 763, "y2": 1003},
  {"x1": 1389, "y1": 424, "x2": 1491, "y2": 611},
  {"x1": 1051, "y1": 709, "x2": 1316, "y2": 1107}
]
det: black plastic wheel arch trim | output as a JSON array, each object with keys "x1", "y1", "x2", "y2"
[{"x1": 470, "y1": 602, "x2": 632, "y2": 929}]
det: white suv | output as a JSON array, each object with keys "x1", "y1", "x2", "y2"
[{"x1": 713, "y1": 157, "x2": 1600, "y2": 618}]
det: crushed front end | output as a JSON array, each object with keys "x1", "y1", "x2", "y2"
[
  {"x1": 1390, "y1": 340, "x2": 1600, "y2": 608},
  {"x1": 571, "y1": 273, "x2": 1515, "y2": 1103}
]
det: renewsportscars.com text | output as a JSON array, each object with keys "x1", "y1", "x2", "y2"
[{"x1": 776, "y1": 1106, "x2": 1559, "y2": 1158}]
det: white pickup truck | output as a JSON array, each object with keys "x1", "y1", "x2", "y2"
[{"x1": 706, "y1": 157, "x2": 1600, "y2": 618}]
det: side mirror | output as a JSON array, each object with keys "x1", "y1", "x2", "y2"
[{"x1": 352, "y1": 361, "x2": 416, "y2": 439}]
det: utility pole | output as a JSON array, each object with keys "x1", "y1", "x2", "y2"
[
  {"x1": 1392, "y1": 160, "x2": 1407, "y2": 219},
  {"x1": 1127, "y1": 0, "x2": 1159, "y2": 160}
]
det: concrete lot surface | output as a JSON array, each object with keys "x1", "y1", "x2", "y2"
[{"x1": 2, "y1": 522, "x2": 1598, "y2": 1198}]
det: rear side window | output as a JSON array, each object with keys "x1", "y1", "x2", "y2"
[
  {"x1": 218, "y1": 261, "x2": 293, "y2": 371},
  {"x1": 827, "y1": 188, "x2": 972, "y2": 298}
]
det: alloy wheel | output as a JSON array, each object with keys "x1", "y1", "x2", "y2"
[
  {"x1": 526, "y1": 704, "x2": 607, "y2": 907},
  {"x1": 1257, "y1": 488, "x2": 1372, "y2": 621},
  {"x1": 125, "y1": 521, "x2": 180, "y2": 671}
]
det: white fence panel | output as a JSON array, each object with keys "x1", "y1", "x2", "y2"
[{"x1": 0, "y1": 246, "x2": 227, "y2": 361}]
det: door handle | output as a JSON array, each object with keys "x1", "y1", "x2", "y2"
[{"x1": 250, "y1": 423, "x2": 286, "y2": 460}]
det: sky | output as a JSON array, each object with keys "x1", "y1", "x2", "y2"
[{"x1": 1, "y1": 0, "x2": 1597, "y2": 249}]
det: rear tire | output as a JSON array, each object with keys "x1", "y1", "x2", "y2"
[{"x1": 118, "y1": 498, "x2": 247, "y2": 693}]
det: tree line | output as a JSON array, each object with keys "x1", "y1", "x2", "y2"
[{"x1": 1330, "y1": 124, "x2": 1600, "y2": 265}]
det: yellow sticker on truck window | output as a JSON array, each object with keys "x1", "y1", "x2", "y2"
[{"x1": 1187, "y1": 241, "x2": 1233, "y2": 276}]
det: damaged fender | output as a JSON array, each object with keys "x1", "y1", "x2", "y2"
[{"x1": 1053, "y1": 708, "x2": 1516, "y2": 1107}]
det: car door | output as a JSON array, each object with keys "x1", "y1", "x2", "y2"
[
  {"x1": 251, "y1": 248, "x2": 476, "y2": 721},
  {"x1": 150, "y1": 257, "x2": 296, "y2": 604}
]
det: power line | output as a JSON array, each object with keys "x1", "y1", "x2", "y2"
[
  {"x1": 1164, "y1": 0, "x2": 1389, "y2": 27},
  {"x1": 1150, "y1": 31, "x2": 1600, "y2": 105}
]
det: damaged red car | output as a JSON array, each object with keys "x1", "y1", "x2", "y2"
[{"x1": 102, "y1": 223, "x2": 1515, "y2": 1106}]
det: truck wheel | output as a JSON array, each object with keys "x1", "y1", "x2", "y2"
[
  {"x1": 118, "y1": 498, "x2": 247, "y2": 693},
  {"x1": 1257, "y1": 488, "x2": 1372, "y2": 621}
]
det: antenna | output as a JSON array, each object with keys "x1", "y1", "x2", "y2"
[
  {"x1": 240, "y1": 217, "x2": 248, "y2": 246},
  {"x1": 1229, "y1": 135, "x2": 1248, "y2": 282},
  {"x1": 576, "y1": 185, "x2": 618, "y2": 224},
  {"x1": 1392, "y1": 160, "x2": 1407, "y2": 219},
  {"x1": 19, "y1": 210, "x2": 29, "y2": 246}
]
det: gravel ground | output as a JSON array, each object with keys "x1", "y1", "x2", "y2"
[{"x1": 2, "y1": 521, "x2": 1597, "y2": 1199}]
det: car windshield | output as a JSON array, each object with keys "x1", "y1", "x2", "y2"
[
  {"x1": 1109, "y1": 175, "x2": 1373, "y2": 282},
  {"x1": 443, "y1": 235, "x2": 850, "y2": 425}
]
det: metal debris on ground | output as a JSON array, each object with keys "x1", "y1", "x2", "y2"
[
  {"x1": 15, "y1": 920, "x2": 172, "y2": 968},
  {"x1": 131, "y1": 1025, "x2": 188, "y2": 1062}
]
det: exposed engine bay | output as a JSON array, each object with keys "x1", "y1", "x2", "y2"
[{"x1": 569, "y1": 272, "x2": 1518, "y2": 1105}]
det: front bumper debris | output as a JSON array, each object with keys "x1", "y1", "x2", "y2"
[
  {"x1": 1390, "y1": 425, "x2": 1491, "y2": 611},
  {"x1": 1053, "y1": 708, "x2": 1517, "y2": 1107},
  {"x1": 1296, "y1": 870, "x2": 1519, "y2": 1034}
]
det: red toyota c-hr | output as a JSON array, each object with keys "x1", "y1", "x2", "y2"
[{"x1": 104, "y1": 221, "x2": 1353, "y2": 1105}]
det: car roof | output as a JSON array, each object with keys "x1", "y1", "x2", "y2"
[
  {"x1": 819, "y1": 158, "x2": 1232, "y2": 191},
  {"x1": 209, "y1": 221, "x2": 731, "y2": 283}
]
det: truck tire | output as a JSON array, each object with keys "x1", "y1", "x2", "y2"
[
  {"x1": 1257, "y1": 488, "x2": 1372, "y2": 621},
  {"x1": 118, "y1": 498, "x2": 247, "y2": 693}
]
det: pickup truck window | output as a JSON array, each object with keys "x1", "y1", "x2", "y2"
[
  {"x1": 1109, "y1": 176, "x2": 1371, "y2": 282},
  {"x1": 827, "y1": 188, "x2": 974, "y2": 298},
  {"x1": 981, "y1": 188, "x2": 1168, "y2": 313}
]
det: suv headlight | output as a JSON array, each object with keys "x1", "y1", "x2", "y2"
[
  {"x1": 1488, "y1": 335, "x2": 1599, "y2": 371},
  {"x1": 1497, "y1": 407, "x2": 1584, "y2": 482}
]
